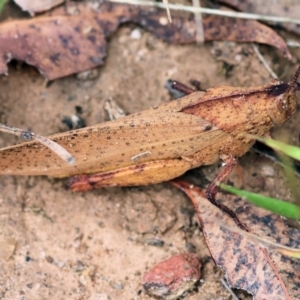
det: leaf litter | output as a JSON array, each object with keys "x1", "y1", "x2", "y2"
[
  {"x1": 172, "y1": 180, "x2": 300, "y2": 299},
  {"x1": 0, "y1": 0, "x2": 292, "y2": 80},
  {"x1": 219, "y1": 0, "x2": 300, "y2": 36}
]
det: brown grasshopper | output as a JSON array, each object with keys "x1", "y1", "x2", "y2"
[{"x1": 1, "y1": 67, "x2": 299, "y2": 228}]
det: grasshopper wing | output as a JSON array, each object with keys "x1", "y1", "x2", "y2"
[{"x1": 0, "y1": 92, "x2": 228, "y2": 177}]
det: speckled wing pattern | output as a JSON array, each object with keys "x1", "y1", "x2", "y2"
[{"x1": 0, "y1": 92, "x2": 227, "y2": 177}]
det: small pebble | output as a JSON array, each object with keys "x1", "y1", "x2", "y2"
[
  {"x1": 45, "y1": 255, "x2": 54, "y2": 264},
  {"x1": 130, "y1": 28, "x2": 142, "y2": 39},
  {"x1": 235, "y1": 54, "x2": 242, "y2": 62},
  {"x1": 159, "y1": 17, "x2": 168, "y2": 25},
  {"x1": 26, "y1": 283, "x2": 33, "y2": 289},
  {"x1": 55, "y1": 259, "x2": 65, "y2": 268},
  {"x1": 111, "y1": 281, "x2": 123, "y2": 290},
  {"x1": 77, "y1": 69, "x2": 98, "y2": 80},
  {"x1": 88, "y1": 294, "x2": 111, "y2": 300},
  {"x1": 144, "y1": 238, "x2": 165, "y2": 247},
  {"x1": 260, "y1": 165, "x2": 275, "y2": 177},
  {"x1": 142, "y1": 253, "x2": 201, "y2": 299}
]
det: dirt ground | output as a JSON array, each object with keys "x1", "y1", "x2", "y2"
[{"x1": 1, "y1": 2, "x2": 300, "y2": 300}]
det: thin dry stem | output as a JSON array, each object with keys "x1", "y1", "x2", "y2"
[
  {"x1": 109, "y1": 0, "x2": 300, "y2": 25},
  {"x1": 252, "y1": 43, "x2": 278, "y2": 79},
  {"x1": 217, "y1": 221, "x2": 300, "y2": 258},
  {"x1": 287, "y1": 40, "x2": 300, "y2": 48},
  {"x1": 221, "y1": 279, "x2": 240, "y2": 300},
  {"x1": 162, "y1": 0, "x2": 171, "y2": 23},
  {"x1": 192, "y1": 0, "x2": 204, "y2": 44}
]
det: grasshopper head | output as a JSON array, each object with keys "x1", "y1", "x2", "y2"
[{"x1": 267, "y1": 66, "x2": 300, "y2": 124}]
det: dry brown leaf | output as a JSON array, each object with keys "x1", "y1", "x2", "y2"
[
  {"x1": 203, "y1": 14, "x2": 291, "y2": 59},
  {"x1": 0, "y1": 13, "x2": 108, "y2": 80},
  {"x1": 0, "y1": 1, "x2": 291, "y2": 80},
  {"x1": 172, "y1": 180, "x2": 300, "y2": 299},
  {"x1": 219, "y1": 0, "x2": 300, "y2": 36},
  {"x1": 13, "y1": 0, "x2": 65, "y2": 15}
]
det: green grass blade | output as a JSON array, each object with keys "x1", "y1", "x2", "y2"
[
  {"x1": 258, "y1": 137, "x2": 300, "y2": 161},
  {"x1": 256, "y1": 136, "x2": 300, "y2": 207},
  {"x1": 0, "y1": 0, "x2": 6, "y2": 15},
  {"x1": 220, "y1": 183, "x2": 300, "y2": 220},
  {"x1": 277, "y1": 152, "x2": 300, "y2": 207}
]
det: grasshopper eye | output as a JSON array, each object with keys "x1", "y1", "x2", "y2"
[{"x1": 268, "y1": 83, "x2": 289, "y2": 96}]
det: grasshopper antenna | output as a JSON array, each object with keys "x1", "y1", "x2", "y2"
[
  {"x1": 0, "y1": 123, "x2": 75, "y2": 164},
  {"x1": 290, "y1": 65, "x2": 300, "y2": 91}
]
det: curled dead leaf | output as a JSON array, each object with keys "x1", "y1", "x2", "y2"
[
  {"x1": 172, "y1": 180, "x2": 300, "y2": 299},
  {"x1": 219, "y1": 0, "x2": 300, "y2": 36}
]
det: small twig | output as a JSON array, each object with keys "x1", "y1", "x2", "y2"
[
  {"x1": 252, "y1": 43, "x2": 278, "y2": 79},
  {"x1": 216, "y1": 220, "x2": 300, "y2": 258},
  {"x1": 109, "y1": 0, "x2": 300, "y2": 25},
  {"x1": 0, "y1": 123, "x2": 75, "y2": 164},
  {"x1": 192, "y1": 0, "x2": 204, "y2": 44},
  {"x1": 221, "y1": 278, "x2": 240, "y2": 300},
  {"x1": 162, "y1": 0, "x2": 171, "y2": 23},
  {"x1": 286, "y1": 40, "x2": 300, "y2": 48}
]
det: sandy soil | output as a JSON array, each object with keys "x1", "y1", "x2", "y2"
[{"x1": 0, "y1": 2, "x2": 300, "y2": 299}]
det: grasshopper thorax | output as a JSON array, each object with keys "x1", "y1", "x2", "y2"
[{"x1": 267, "y1": 67, "x2": 300, "y2": 124}]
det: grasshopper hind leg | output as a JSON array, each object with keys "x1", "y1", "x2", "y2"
[
  {"x1": 69, "y1": 159, "x2": 193, "y2": 192},
  {"x1": 205, "y1": 156, "x2": 249, "y2": 231}
]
